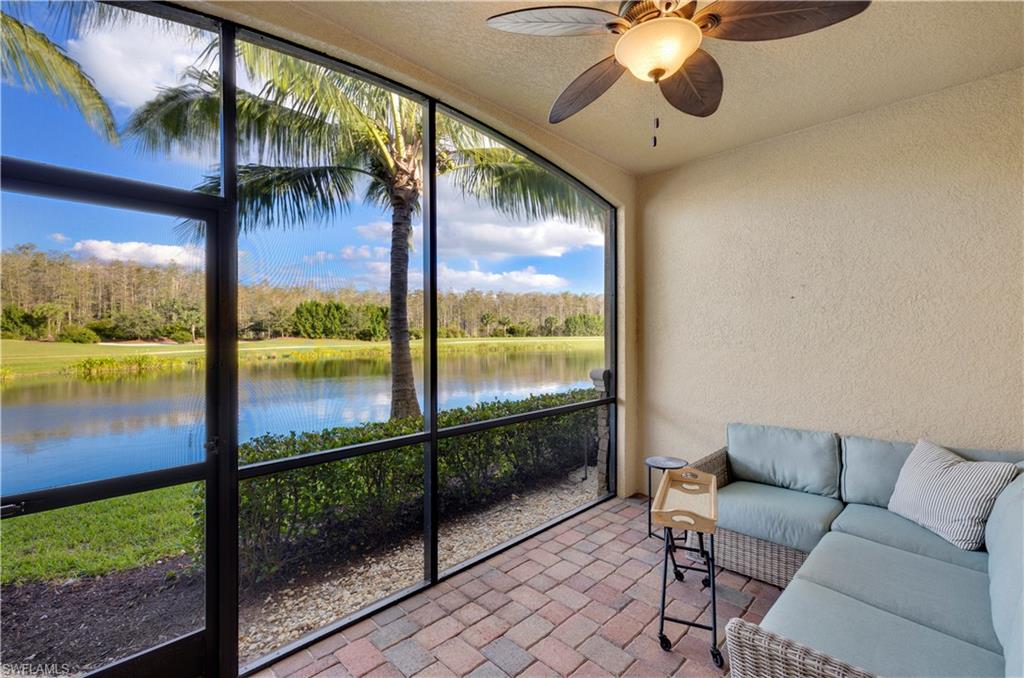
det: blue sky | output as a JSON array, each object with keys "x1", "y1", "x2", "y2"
[{"x1": 1, "y1": 3, "x2": 606, "y2": 294}]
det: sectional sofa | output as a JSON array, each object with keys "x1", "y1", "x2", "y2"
[{"x1": 686, "y1": 423, "x2": 1023, "y2": 678}]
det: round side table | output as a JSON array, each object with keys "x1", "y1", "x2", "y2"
[{"x1": 645, "y1": 455, "x2": 688, "y2": 538}]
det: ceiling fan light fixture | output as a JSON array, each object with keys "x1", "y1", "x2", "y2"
[{"x1": 613, "y1": 16, "x2": 702, "y2": 82}]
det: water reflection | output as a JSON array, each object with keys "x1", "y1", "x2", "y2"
[{"x1": 1, "y1": 349, "x2": 603, "y2": 494}]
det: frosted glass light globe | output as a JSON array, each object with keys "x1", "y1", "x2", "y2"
[{"x1": 614, "y1": 17, "x2": 703, "y2": 82}]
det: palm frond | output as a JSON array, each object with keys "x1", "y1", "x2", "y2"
[
  {"x1": 1, "y1": 10, "x2": 117, "y2": 142},
  {"x1": 233, "y1": 164, "x2": 359, "y2": 233},
  {"x1": 175, "y1": 163, "x2": 362, "y2": 242},
  {"x1": 122, "y1": 68, "x2": 220, "y2": 157},
  {"x1": 124, "y1": 67, "x2": 345, "y2": 166},
  {"x1": 443, "y1": 145, "x2": 605, "y2": 227},
  {"x1": 237, "y1": 42, "x2": 400, "y2": 171}
]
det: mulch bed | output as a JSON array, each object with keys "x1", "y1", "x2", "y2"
[{"x1": 0, "y1": 556, "x2": 203, "y2": 675}]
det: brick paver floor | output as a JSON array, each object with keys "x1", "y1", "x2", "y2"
[{"x1": 256, "y1": 496, "x2": 781, "y2": 677}]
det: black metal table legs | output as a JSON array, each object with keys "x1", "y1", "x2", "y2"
[{"x1": 656, "y1": 527, "x2": 723, "y2": 668}]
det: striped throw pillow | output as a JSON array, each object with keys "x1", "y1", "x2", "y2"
[{"x1": 888, "y1": 440, "x2": 1019, "y2": 550}]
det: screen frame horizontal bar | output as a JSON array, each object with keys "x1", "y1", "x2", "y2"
[
  {"x1": 1, "y1": 156, "x2": 223, "y2": 220},
  {"x1": 1, "y1": 462, "x2": 207, "y2": 518}
]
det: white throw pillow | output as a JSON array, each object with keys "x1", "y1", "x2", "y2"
[{"x1": 887, "y1": 439, "x2": 1019, "y2": 550}]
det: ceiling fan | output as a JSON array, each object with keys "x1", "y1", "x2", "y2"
[{"x1": 487, "y1": 1, "x2": 870, "y2": 134}]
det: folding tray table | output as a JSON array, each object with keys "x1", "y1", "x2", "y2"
[{"x1": 650, "y1": 466, "x2": 723, "y2": 668}]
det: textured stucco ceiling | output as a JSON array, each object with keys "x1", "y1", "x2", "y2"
[{"x1": 198, "y1": 1, "x2": 1023, "y2": 176}]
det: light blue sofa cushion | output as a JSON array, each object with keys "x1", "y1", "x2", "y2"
[
  {"x1": 795, "y1": 532, "x2": 1001, "y2": 653},
  {"x1": 986, "y1": 474, "x2": 1024, "y2": 677},
  {"x1": 831, "y1": 503, "x2": 989, "y2": 572},
  {"x1": 716, "y1": 481, "x2": 843, "y2": 553},
  {"x1": 762, "y1": 578, "x2": 1005, "y2": 678},
  {"x1": 727, "y1": 423, "x2": 841, "y2": 498},
  {"x1": 841, "y1": 435, "x2": 1024, "y2": 507}
]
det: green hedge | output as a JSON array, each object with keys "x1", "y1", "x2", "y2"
[{"x1": 218, "y1": 389, "x2": 603, "y2": 582}]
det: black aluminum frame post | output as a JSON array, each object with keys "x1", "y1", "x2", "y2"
[
  {"x1": 423, "y1": 99, "x2": 440, "y2": 584},
  {"x1": 206, "y1": 21, "x2": 240, "y2": 678}
]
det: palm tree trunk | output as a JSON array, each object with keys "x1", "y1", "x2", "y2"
[{"x1": 389, "y1": 199, "x2": 421, "y2": 420}]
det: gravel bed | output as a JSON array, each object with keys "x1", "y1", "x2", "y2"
[{"x1": 239, "y1": 466, "x2": 599, "y2": 663}]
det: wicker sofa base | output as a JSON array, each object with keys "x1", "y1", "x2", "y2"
[
  {"x1": 726, "y1": 618, "x2": 876, "y2": 678},
  {"x1": 685, "y1": 527, "x2": 808, "y2": 589},
  {"x1": 683, "y1": 447, "x2": 809, "y2": 588}
]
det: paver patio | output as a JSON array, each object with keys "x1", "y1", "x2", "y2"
[{"x1": 255, "y1": 496, "x2": 781, "y2": 677}]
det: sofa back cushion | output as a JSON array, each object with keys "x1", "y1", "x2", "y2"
[
  {"x1": 841, "y1": 435, "x2": 1024, "y2": 508},
  {"x1": 727, "y1": 423, "x2": 841, "y2": 498},
  {"x1": 986, "y1": 474, "x2": 1023, "y2": 676}
]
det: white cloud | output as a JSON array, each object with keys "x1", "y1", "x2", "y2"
[
  {"x1": 48, "y1": 232, "x2": 69, "y2": 243},
  {"x1": 436, "y1": 178, "x2": 601, "y2": 259},
  {"x1": 341, "y1": 245, "x2": 373, "y2": 260},
  {"x1": 303, "y1": 250, "x2": 336, "y2": 264},
  {"x1": 72, "y1": 240, "x2": 203, "y2": 268},
  {"x1": 438, "y1": 263, "x2": 568, "y2": 293},
  {"x1": 439, "y1": 217, "x2": 601, "y2": 260},
  {"x1": 67, "y1": 16, "x2": 210, "y2": 110},
  {"x1": 355, "y1": 221, "x2": 395, "y2": 242}
]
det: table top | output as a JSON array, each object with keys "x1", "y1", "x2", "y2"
[
  {"x1": 645, "y1": 455, "x2": 689, "y2": 470},
  {"x1": 651, "y1": 468, "x2": 718, "y2": 532}
]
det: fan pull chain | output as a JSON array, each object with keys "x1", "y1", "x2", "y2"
[{"x1": 651, "y1": 83, "x2": 660, "y2": 148}]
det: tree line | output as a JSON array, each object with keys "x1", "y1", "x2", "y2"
[{"x1": 1, "y1": 245, "x2": 604, "y2": 343}]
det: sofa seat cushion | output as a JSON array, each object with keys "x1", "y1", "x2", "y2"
[
  {"x1": 762, "y1": 578, "x2": 1005, "y2": 678},
  {"x1": 795, "y1": 532, "x2": 1001, "y2": 653},
  {"x1": 716, "y1": 481, "x2": 843, "y2": 553},
  {"x1": 727, "y1": 423, "x2": 841, "y2": 498},
  {"x1": 832, "y1": 503, "x2": 988, "y2": 572}
]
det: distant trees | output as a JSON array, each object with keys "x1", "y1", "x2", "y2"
[
  {"x1": 292, "y1": 301, "x2": 389, "y2": 341},
  {"x1": 1, "y1": 246, "x2": 605, "y2": 342},
  {"x1": 563, "y1": 313, "x2": 604, "y2": 336}
]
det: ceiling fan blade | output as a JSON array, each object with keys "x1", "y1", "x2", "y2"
[
  {"x1": 694, "y1": 1, "x2": 870, "y2": 41},
  {"x1": 659, "y1": 49, "x2": 723, "y2": 117},
  {"x1": 679, "y1": 1, "x2": 698, "y2": 19},
  {"x1": 549, "y1": 55, "x2": 625, "y2": 123},
  {"x1": 487, "y1": 6, "x2": 621, "y2": 36}
]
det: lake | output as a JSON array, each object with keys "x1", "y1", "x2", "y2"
[{"x1": 1, "y1": 348, "x2": 605, "y2": 495}]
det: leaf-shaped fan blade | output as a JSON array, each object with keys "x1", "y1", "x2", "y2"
[
  {"x1": 659, "y1": 49, "x2": 723, "y2": 117},
  {"x1": 679, "y1": 1, "x2": 698, "y2": 19},
  {"x1": 695, "y1": 1, "x2": 870, "y2": 41},
  {"x1": 549, "y1": 55, "x2": 625, "y2": 123},
  {"x1": 487, "y1": 6, "x2": 621, "y2": 36}
]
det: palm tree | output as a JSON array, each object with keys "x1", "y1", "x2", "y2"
[
  {"x1": 126, "y1": 43, "x2": 604, "y2": 420},
  {"x1": 1, "y1": 4, "x2": 117, "y2": 142}
]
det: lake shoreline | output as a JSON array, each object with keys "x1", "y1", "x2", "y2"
[{"x1": 1, "y1": 335, "x2": 604, "y2": 380}]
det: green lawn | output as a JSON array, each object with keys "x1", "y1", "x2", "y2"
[
  {"x1": 0, "y1": 484, "x2": 196, "y2": 585},
  {"x1": 1, "y1": 336, "x2": 603, "y2": 378}
]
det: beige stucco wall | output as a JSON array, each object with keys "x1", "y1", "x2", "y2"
[
  {"x1": 187, "y1": 1, "x2": 643, "y2": 496},
  {"x1": 636, "y1": 67, "x2": 1024, "y2": 487}
]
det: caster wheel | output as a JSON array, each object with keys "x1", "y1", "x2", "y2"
[
  {"x1": 702, "y1": 576, "x2": 711, "y2": 587},
  {"x1": 659, "y1": 634, "x2": 672, "y2": 651},
  {"x1": 710, "y1": 647, "x2": 724, "y2": 668},
  {"x1": 674, "y1": 569, "x2": 685, "y2": 582}
]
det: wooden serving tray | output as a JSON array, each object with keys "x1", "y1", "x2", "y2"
[{"x1": 651, "y1": 467, "x2": 718, "y2": 533}]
